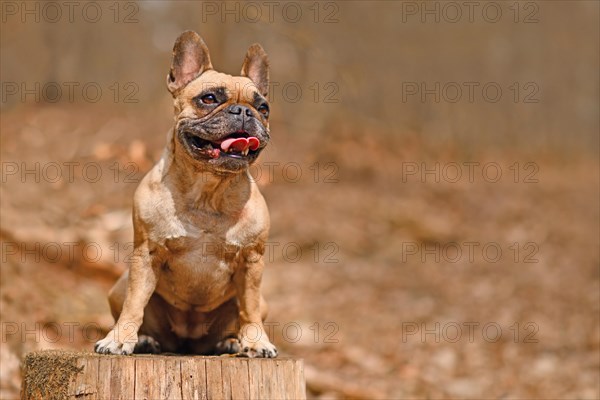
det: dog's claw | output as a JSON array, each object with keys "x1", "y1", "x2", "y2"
[
  {"x1": 239, "y1": 339, "x2": 278, "y2": 358},
  {"x1": 214, "y1": 337, "x2": 242, "y2": 355},
  {"x1": 134, "y1": 335, "x2": 161, "y2": 354},
  {"x1": 95, "y1": 329, "x2": 138, "y2": 355}
]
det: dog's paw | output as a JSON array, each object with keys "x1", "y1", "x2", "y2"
[
  {"x1": 134, "y1": 335, "x2": 161, "y2": 354},
  {"x1": 214, "y1": 337, "x2": 242, "y2": 355},
  {"x1": 94, "y1": 330, "x2": 137, "y2": 355},
  {"x1": 239, "y1": 335, "x2": 278, "y2": 358}
]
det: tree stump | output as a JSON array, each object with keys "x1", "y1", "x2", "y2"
[{"x1": 21, "y1": 350, "x2": 306, "y2": 400}]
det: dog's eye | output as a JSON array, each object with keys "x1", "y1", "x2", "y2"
[
  {"x1": 200, "y1": 94, "x2": 217, "y2": 104},
  {"x1": 258, "y1": 104, "x2": 269, "y2": 117}
]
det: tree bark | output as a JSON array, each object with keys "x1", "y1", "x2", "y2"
[{"x1": 22, "y1": 350, "x2": 306, "y2": 400}]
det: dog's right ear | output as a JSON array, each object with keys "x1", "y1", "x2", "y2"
[{"x1": 167, "y1": 31, "x2": 213, "y2": 95}]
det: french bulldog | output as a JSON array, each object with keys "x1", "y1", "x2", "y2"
[{"x1": 94, "y1": 31, "x2": 277, "y2": 358}]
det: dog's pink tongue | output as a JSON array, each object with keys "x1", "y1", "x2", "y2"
[{"x1": 220, "y1": 137, "x2": 260, "y2": 152}]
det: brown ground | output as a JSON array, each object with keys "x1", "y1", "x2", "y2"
[{"x1": 1, "y1": 104, "x2": 598, "y2": 399}]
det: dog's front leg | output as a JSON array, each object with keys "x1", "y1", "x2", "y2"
[
  {"x1": 95, "y1": 242, "x2": 158, "y2": 355},
  {"x1": 234, "y1": 249, "x2": 278, "y2": 358}
]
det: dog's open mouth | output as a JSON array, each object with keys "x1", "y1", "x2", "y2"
[{"x1": 185, "y1": 131, "x2": 262, "y2": 160}]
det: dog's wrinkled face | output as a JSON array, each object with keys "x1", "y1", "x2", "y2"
[{"x1": 166, "y1": 31, "x2": 270, "y2": 173}]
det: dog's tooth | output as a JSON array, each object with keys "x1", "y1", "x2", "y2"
[{"x1": 242, "y1": 149, "x2": 249, "y2": 156}]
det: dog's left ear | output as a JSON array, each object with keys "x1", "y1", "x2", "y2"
[
  {"x1": 241, "y1": 44, "x2": 269, "y2": 98},
  {"x1": 167, "y1": 31, "x2": 213, "y2": 95}
]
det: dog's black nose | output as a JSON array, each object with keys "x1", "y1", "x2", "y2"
[{"x1": 227, "y1": 105, "x2": 253, "y2": 117}]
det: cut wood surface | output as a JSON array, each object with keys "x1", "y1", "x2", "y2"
[{"x1": 22, "y1": 350, "x2": 306, "y2": 400}]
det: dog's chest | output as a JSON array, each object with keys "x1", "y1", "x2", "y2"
[
  {"x1": 154, "y1": 210, "x2": 262, "y2": 310},
  {"x1": 163, "y1": 208, "x2": 255, "y2": 255},
  {"x1": 163, "y1": 226, "x2": 246, "y2": 268}
]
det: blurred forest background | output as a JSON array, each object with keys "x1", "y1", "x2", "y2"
[{"x1": 1, "y1": 1, "x2": 598, "y2": 398}]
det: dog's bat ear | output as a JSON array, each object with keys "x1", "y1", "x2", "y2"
[
  {"x1": 167, "y1": 31, "x2": 213, "y2": 95},
  {"x1": 241, "y1": 44, "x2": 270, "y2": 98}
]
